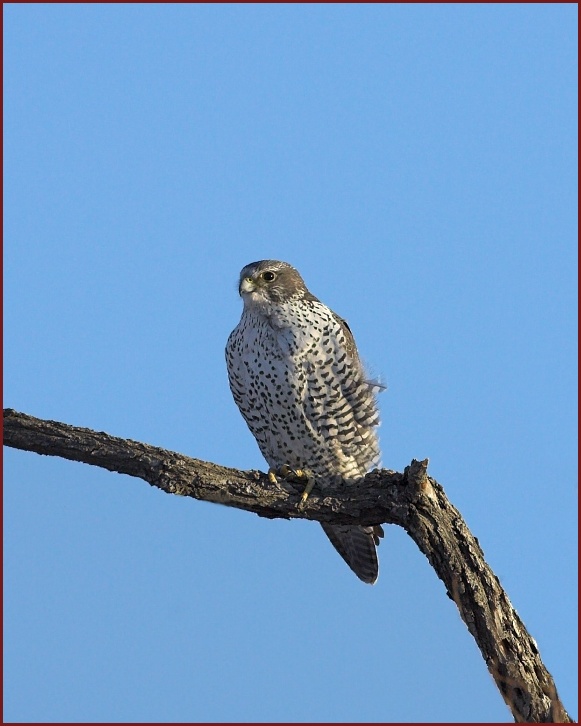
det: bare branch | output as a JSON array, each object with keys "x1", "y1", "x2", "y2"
[{"x1": 3, "y1": 408, "x2": 573, "y2": 723}]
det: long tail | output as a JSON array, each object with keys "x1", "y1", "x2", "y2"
[{"x1": 320, "y1": 523, "x2": 384, "y2": 584}]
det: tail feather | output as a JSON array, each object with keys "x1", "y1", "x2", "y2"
[{"x1": 321, "y1": 523, "x2": 384, "y2": 584}]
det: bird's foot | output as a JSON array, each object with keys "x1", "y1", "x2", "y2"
[
  {"x1": 297, "y1": 469, "x2": 316, "y2": 510},
  {"x1": 267, "y1": 465, "x2": 316, "y2": 509}
]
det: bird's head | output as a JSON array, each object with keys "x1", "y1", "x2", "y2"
[{"x1": 238, "y1": 260, "x2": 309, "y2": 306}]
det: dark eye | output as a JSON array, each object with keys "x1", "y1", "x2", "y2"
[{"x1": 261, "y1": 271, "x2": 276, "y2": 282}]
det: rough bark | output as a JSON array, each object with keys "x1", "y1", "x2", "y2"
[{"x1": 3, "y1": 408, "x2": 573, "y2": 723}]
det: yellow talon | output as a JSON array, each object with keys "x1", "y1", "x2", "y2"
[
  {"x1": 268, "y1": 465, "x2": 297, "y2": 483},
  {"x1": 268, "y1": 466, "x2": 316, "y2": 509},
  {"x1": 297, "y1": 470, "x2": 316, "y2": 510}
]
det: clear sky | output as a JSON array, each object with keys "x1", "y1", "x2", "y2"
[{"x1": 3, "y1": 3, "x2": 577, "y2": 723}]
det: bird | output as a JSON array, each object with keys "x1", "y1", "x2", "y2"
[{"x1": 225, "y1": 259, "x2": 384, "y2": 584}]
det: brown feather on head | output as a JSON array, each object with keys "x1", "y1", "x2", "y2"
[{"x1": 238, "y1": 260, "x2": 315, "y2": 304}]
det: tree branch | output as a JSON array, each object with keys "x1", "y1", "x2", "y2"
[{"x1": 3, "y1": 408, "x2": 573, "y2": 723}]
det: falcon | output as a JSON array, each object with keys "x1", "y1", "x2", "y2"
[{"x1": 225, "y1": 260, "x2": 384, "y2": 583}]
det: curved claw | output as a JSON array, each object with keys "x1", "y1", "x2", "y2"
[
  {"x1": 296, "y1": 469, "x2": 316, "y2": 510},
  {"x1": 268, "y1": 466, "x2": 316, "y2": 509}
]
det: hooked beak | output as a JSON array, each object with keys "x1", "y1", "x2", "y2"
[{"x1": 239, "y1": 277, "x2": 256, "y2": 295}]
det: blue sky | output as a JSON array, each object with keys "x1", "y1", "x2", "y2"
[{"x1": 3, "y1": 3, "x2": 577, "y2": 722}]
